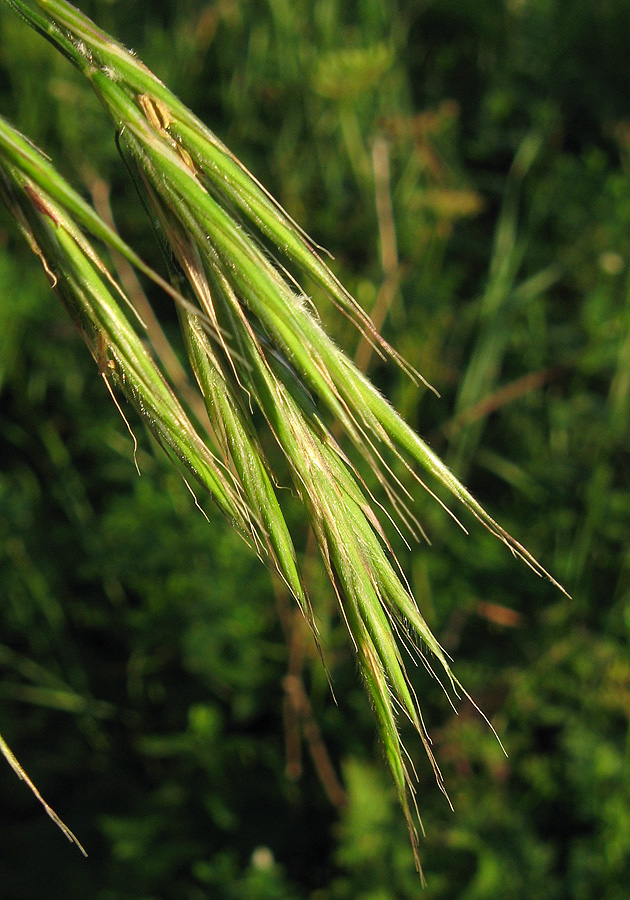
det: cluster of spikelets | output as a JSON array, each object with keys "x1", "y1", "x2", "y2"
[{"x1": 0, "y1": 0, "x2": 565, "y2": 873}]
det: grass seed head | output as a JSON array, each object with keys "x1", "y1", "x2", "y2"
[{"x1": 2, "y1": 0, "x2": 567, "y2": 874}]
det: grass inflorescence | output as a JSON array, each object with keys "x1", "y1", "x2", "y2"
[{"x1": 0, "y1": 0, "x2": 566, "y2": 873}]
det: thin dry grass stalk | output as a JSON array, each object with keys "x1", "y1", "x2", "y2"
[{"x1": 0, "y1": 732, "x2": 87, "y2": 855}]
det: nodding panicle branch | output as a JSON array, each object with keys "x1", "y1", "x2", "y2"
[{"x1": 0, "y1": 0, "x2": 567, "y2": 877}]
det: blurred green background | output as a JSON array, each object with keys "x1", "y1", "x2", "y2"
[{"x1": 1, "y1": 1, "x2": 629, "y2": 897}]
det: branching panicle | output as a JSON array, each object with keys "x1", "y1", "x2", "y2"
[{"x1": 0, "y1": 0, "x2": 567, "y2": 874}]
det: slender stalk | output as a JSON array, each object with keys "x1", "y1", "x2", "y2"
[{"x1": 1, "y1": 731, "x2": 87, "y2": 855}]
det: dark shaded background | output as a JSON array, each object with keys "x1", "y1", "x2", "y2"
[{"x1": 1, "y1": 1, "x2": 629, "y2": 897}]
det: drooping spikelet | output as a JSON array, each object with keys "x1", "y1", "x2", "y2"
[{"x1": 1, "y1": 0, "x2": 566, "y2": 874}]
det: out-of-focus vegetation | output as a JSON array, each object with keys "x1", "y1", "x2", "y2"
[{"x1": 0, "y1": 1, "x2": 628, "y2": 898}]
